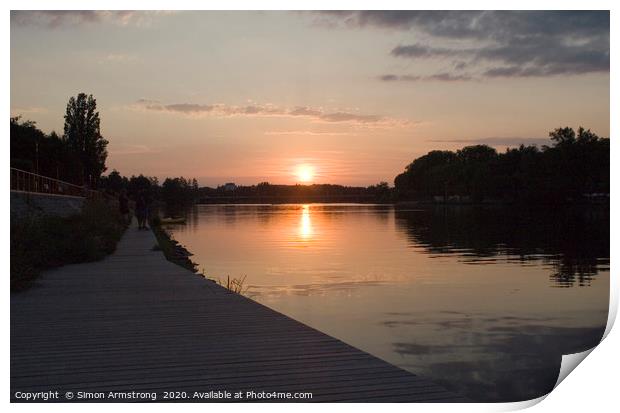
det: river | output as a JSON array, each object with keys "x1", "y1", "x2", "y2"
[{"x1": 164, "y1": 203, "x2": 609, "y2": 402}]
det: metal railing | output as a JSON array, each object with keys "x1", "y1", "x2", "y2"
[{"x1": 10, "y1": 168, "x2": 100, "y2": 198}]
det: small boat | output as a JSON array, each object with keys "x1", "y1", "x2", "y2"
[{"x1": 160, "y1": 217, "x2": 187, "y2": 224}]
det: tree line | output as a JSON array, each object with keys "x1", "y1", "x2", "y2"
[
  {"x1": 198, "y1": 181, "x2": 392, "y2": 203},
  {"x1": 99, "y1": 171, "x2": 200, "y2": 208},
  {"x1": 394, "y1": 127, "x2": 609, "y2": 204},
  {"x1": 11, "y1": 93, "x2": 108, "y2": 188},
  {"x1": 10, "y1": 93, "x2": 200, "y2": 210},
  {"x1": 11, "y1": 93, "x2": 608, "y2": 206}
]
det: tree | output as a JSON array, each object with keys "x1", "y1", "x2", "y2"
[
  {"x1": 549, "y1": 127, "x2": 576, "y2": 146},
  {"x1": 105, "y1": 170, "x2": 126, "y2": 193},
  {"x1": 394, "y1": 150, "x2": 458, "y2": 199},
  {"x1": 63, "y1": 93, "x2": 108, "y2": 187},
  {"x1": 11, "y1": 117, "x2": 69, "y2": 180},
  {"x1": 456, "y1": 145, "x2": 497, "y2": 201},
  {"x1": 128, "y1": 174, "x2": 153, "y2": 197},
  {"x1": 367, "y1": 182, "x2": 392, "y2": 202},
  {"x1": 576, "y1": 127, "x2": 599, "y2": 144},
  {"x1": 10, "y1": 116, "x2": 45, "y2": 172},
  {"x1": 161, "y1": 177, "x2": 198, "y2": 209},
  {"x1": 393, "y1": 127, "x2": 609, "y2": 204}
]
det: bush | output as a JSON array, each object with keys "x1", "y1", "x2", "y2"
[{"x1": 11, "y1": 199, "x2": 126, "y2": 291}]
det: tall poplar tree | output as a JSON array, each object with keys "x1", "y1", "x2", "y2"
[{"x1": 63, "y1": 93, "x2": 108, "y2": 187}]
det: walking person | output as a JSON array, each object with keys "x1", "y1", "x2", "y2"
[
  {"x1": 142, "y1": 191, "x2": 151, "y2": 230},
  {"x1": 135, "y1": 192, "x2": 147, "y2": 229},
  {"x1": 118, "y1": 189, "x2": 130, "y2": 225}
]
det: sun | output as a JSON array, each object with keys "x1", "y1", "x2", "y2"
[{"x1": 295, "y1": 164, "x2": 315, "y2": 183}]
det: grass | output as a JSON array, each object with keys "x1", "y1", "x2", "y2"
[
  {"x1": 150, "y1": 217, "x2": 198, "y2": 273},
  {"x1": 199, "y1": 267, "x2": 249, "y2": 295},
  {"x1": 11, "y1": 199, "x2": 127, "y2": 291},
  {"x1": 224, "y1": 275, "x2": 248, "y2": 294},
  {"x1": 209, "y1": 274, "x2": 249, "y2": 295}
]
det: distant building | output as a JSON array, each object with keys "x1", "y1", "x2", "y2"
[{"x1": 224, "y1": 183, "x2": 237, "y2": 192}]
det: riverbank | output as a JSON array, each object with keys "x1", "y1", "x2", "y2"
[
  {"x1": 150, "y1": 217, "x2": 250, "y2": 294},
  {"x1": 394, "y1": 197, "x2": 610, "y2": 208},
  {"x1": 194, "y1": 197, "x2": 610, "y2": 207},
  {"x1": 10, "y1": 199, "x2": 127, "y2": 291},
  {"x1": 150, "y1": 217, "x2": 198, "y2": 273}
]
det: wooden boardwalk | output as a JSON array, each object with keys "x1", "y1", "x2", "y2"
[{"x1": 11, "y1": 224, "x2": 463, "y2": 402}]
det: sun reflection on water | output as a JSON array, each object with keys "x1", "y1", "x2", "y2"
[{"x1": 299, "y1": 204, "x2": 313, "y2": 240}]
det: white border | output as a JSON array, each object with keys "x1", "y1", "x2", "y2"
[{"x1": 3, "y1": 2, "x2": 616, "y2": 412}]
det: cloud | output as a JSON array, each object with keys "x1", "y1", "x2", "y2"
[
  {"x1": 264, "y1": 130, "x2": 352, "y2": 136},
  {"x1": 101, "y1": 53, "x2": 139, "y2": 63},
  {"x1": 319, "y1": 112, "x2": 382, "y2": 123},
  {"x1": 310, "y1": 11, "x2": 609, "y2": 80},
  {"x1": 10, "y1": 10, "x2": 171, "y2": 28},
  {"x1": 426, "y1": 73, "x2": 473, "y2": 82},
  {"x1": 391, "y1": 43, "x2": 462, "y2": 58},
  {"x1": 10, "y1": 106, "x2": 48, "y2": 115},
  {"x1": 380, "y1": 73, "x2": 472, "y2": 82},
  {"x1": 477, "y1": 39, "x2": 610, "y2": 77},
  {"x1": 108, "y1": 144, "x2": 158, "y2": 156},
  {"x1": 311, "y1": 10, "x2": 483, "y2": 34},
  {"x1": 379, "y1": 74, "x2": 399, "y2": 82},
  {"x1": 160, "y1": 103, "x2": 217, "y2": 114},
  {"x1": 454, "y1": 61, "x2": 467, "y2": 70},
  {"x1": 428, "y1": 137, "x2": 551, "y2": 147},
  {"x1": 135, "y1": 99, "x2": 410, "y2": 127},
  {"x1": 311, "y1": 11, "x2": 608, "y2": 39}
]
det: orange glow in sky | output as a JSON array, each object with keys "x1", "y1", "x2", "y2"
[
  {"x1": 296, "y1": 164, "x2": 315, "y2": 183},
  {"x1": 9, "y1": 11, "x2": 610, "y2": 187}
]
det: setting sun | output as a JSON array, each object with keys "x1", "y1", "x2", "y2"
[{"x1": 295, "y1": 164, "x2": 315, "y2": 183}]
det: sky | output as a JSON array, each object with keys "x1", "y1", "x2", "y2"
[{"x1": 10, "y1": 11, "x2": 610, "y2": 186}]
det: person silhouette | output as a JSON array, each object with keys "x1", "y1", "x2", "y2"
[
  {"x1": 118, "y1": 189, "x2": 130, "y2": 225},
  {"x1": 135, "y1": 192, "x2": 147, "y2": 229}
]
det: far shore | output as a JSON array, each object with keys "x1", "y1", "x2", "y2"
[{"x1": 193, "y1": 197, "x2": 610, "y2": 207}]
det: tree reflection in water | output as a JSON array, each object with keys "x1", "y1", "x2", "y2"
[{"x1": 394, "y1": 205, "x2": 609, "y2": 287}]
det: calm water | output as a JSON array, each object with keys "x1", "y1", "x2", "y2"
[{"x1": 166, "y1": 204, "x2": 609, "y2": 402}]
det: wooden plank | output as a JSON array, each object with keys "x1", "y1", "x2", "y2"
[{"x1": 11, "y1": 223, "x2": 465, "y2": 402}]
